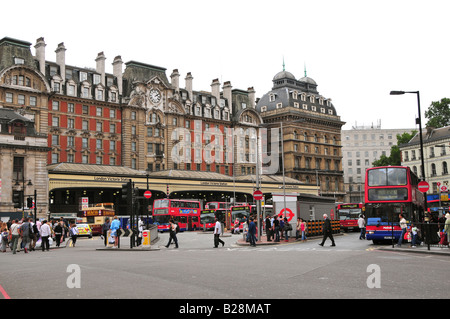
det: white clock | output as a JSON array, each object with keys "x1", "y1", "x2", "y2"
[{"x1": 150, "y1": 89, "x2": 161, "y2": 103}]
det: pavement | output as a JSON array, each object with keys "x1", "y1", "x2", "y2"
[
  {"x1": 235, "y1": 232, "x2": 450, "y2": 256},
  {"x1": 93, "y1": 230, "x2": 450, "y2": 256}
]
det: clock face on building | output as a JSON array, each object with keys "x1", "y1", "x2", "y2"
[{"x1": 150, "y1": 89, "x2": 161, "y2": 103}]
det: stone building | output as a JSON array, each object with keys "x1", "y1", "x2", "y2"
[
  {"x1": 342, "y1": 122, "x2": 415, "y2": 203},
  {"x1": 0, "y1": 108, "x2": 49, "y2": 218},
  {"x1": 256, "y1": 68, "x2": 345, "y2": 202}
]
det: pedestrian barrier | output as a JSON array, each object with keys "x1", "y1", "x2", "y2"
[{"x1": 306, "y1": 220, "x2": 341, "y2": 237}]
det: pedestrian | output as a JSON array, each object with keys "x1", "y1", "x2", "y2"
[
  {"x1": 273, "y1": 215, "x2": 280, "y2": 242},
  {"x1": 54, "y1": 221, "x2": 64, "y2": 247},
  {"x1": 69, "y1": 223, "x2": 79, "y2": 247},
  {"x1": 29, "y1": 219, "x2": 38, "y2": 251},
  {"x1": 265, "y1": 215, "x2": 272, "y2": 241},
  {"x1": 102, "y1": 217, "x2": 111, "y2": 247},
  {"x1": 9, "y1": 219, "x2": 20, "y2": 254},
  {"x1": 319, "y1": 214, "x2": 336, "y2": 247},
  {"x1": 242, "y1": 220, "x2": 249, "y2": 242},
  {"x1": 279, "y1": 217, "x2": 285, "y2": 240},
  {"x1": 39, "y1": 220, "x2": 51, "y2": 251},
  {"x1": 248, "y1": 217, "x2": 256, "y2": 247},
  {"x1": 444, "y1": 213, "x2": 450, "y2": 245},
  {"x1": 165, "y1": 219, "x2": 179, "y2": 248},
  {"x1": 300, "y1": 218, "x2": 307, "y2": 242},
  {"x1": 213, "y1": 217, "x2": 225, "y2": 248},
  {"x1": 397, "y1": 213, "x2": 407, "y2": 247},
  {"x1": 20, "y1": 218, "x2": 32, "y2": 253},
  {"x1": 296, "y1": 217, "x2": 301, "y2": 240},
  {"x1": 283, "y1": 217, "x2": 291, "y2": 242},
  {"x1": 1, "y1": 227, "x2": 9, "y2": 252},
  {"x1": 110, "y1": 216, "x2": 121, "y2": 248},
  {"x1": 411, "y1": 223, "x2": 419, "y2": 248},
  {"x1": 358, "y1": 214, "x2": 366, "y2": 240}
]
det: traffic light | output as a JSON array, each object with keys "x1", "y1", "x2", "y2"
[
  {"x1": 27, "y1": 197, "x2": 33, "y2": 208},
  {"x1": 13, "y1": 191, "x2": 23, "y2": 208},
  {"x1": 121, "y1": 181, "x2": 131, "y2": 202}
]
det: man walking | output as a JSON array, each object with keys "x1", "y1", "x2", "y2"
[
  {"x1": 319, "y1": 214, "x2": 336, "y2": 247},
  {"x1": 165, "y1": 219, "x2": 179, "y2": 248},
  {"x1": 213, "y1": 217, "x2": 225, "y2": 248},
  {"x1": 358, "y1": 214, "x2": 366, "y2": 240}
]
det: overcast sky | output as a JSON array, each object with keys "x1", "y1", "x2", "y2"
[{"x1": 3, "y1": 0, "x2": 449, "y2": 131}]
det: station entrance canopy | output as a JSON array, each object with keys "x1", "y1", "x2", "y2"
[{"x1": 47, "y1": 163, "x2": 318, "y2": 197}]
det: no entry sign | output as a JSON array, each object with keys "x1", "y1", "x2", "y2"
[
  {"x1": 144, "y1": 190, "x2": 152, "y2": 199},
  {"x1": 418, "y1": 181, "x2": 429, "y2": 193},
  {"x1": 253, "y1": 190, "x2": 263, "y2": 201}
]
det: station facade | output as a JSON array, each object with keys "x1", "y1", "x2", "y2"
[{"x1": 0, "y1": 36, "x2": 344, "y2": 220}]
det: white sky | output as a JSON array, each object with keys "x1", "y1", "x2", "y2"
[{"x1": 3, "y1": 0, "x2": 449, "y2": 130}]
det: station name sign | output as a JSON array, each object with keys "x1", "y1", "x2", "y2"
[{"x1": 93, "y1": 176, "x2": 130, "y2": 182}]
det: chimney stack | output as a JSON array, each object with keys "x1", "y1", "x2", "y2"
[
  {"x1": 170, "y1": 69, "x2": 180, "y2": 92},
  {"x1": 96, "y1": 51, "x2": 106, "y2": 86},
  {"x1": 112, "y1": 55, "x2": 123, "y2": 95},
  {"x1": 211, "y1": 78, "x2": 221, "y2": 102},
  {"x1": 34, "y1": 37, "x2": 46, "y2": 75},
  {"x1": 247, "y1": 87, "x2": 256, "y2": 108},
  {"x1": 185, "y1": 72, "x2": 193, "y2": 100},
  {"x1": 55, "y1": 42, "x2": 66, "y2": 81},
  {"x1": 222, "y1": 81, "x2": 233, "y2": 113}
]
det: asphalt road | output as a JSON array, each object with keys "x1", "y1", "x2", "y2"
[{"x1": 1, "y1": 231, "x2": 448, "y2": 301}]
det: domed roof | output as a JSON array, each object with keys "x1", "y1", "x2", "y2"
[
  {"x1": 299, "y1": 76, "x2": 317, "y2": 85},
  {"x1": 273, "y1": 70, "x2": 296, "y2": 81}
]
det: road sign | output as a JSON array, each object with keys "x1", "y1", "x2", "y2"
[
  {"x1": 278, "y1": 208, "x2": 295, "y2": 222},
  {"x1": 144, "y1": 190, "x2": 152, "y2": 199},
  {"x1": 440, "y1": 185, "x2": 448, "y2": 192},
  {"x1": 118, "y1": 229, "x2": 134, "y2": 237},
  {"x1": 253, "y1": 190, "x2": 263, "y2": 201},
  {"x1": 418, "y1": 181, "x2": 429, "y2": 193}
]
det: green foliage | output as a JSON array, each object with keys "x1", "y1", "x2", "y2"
[{"x1": 425, "y1": 98, "x2": 450, "y2": 128}]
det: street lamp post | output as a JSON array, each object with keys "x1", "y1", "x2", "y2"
[{"x1": 390, "y1": 90, "x2": 429, "y2": 249}]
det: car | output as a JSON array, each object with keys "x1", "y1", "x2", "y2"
[{"x1": 76, "y1": 224, "x2": 93, "y2": 238}]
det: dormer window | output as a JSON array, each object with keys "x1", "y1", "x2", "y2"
[
  {"x1": 80, "y1": 72, "x2": 88, "y2": 82},
  {"x1": 269, "y1": 94, "x2": 275, "y2": 102},
  {"x1": 310, "y1": 95, "x2": 315, "y2": 103}
]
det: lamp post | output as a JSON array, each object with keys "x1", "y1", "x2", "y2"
[{"x1": 390, "y1": 90, "x2": 429, "y2": 248}]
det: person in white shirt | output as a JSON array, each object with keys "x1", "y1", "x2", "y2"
[
  {"x1": 213, "y1": 218, "x2": 224, "y2": 248},
  {"x1": 9, "y1": 220, "x2": 20, "y2": 254},
  {"x1": 39, "y1": 220, "x2": 52, "y2": 251},
  {"x1": 397, "y1": 214, "x2": 408, "y2": 247},
  {"x1": 358, "y1": 215, "x2": 366, "y2": 240}
]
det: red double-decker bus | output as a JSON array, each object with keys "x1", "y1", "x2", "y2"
[
  {"x1": 230, "y1": 204, "x2": 273, "y2": 232},
  {"x1": 200, "y1": 208, "x2": 228, "y2": 230},
  {"x1": 364, "y1": 166, "x2": 425, "y2": 244},
  {"x1": 152, "y1": 199, "x2": 201, "y2": 232},
  {"x1": 337, "y1": 203, "x2": 363, "y2": 232}
]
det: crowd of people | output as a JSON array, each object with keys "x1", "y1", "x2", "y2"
[{"x1": 1, "y1": 217, "x2": 79, "y2": 254}]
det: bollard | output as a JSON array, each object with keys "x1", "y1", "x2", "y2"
[
  {"x1": 106, "y1": 230, "x2": 114, "y2": 248},
  {"x1": 142, "y1": 230, "x2": 151, "y2": 247}
]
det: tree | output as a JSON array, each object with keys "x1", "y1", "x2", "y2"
[
  {"x1": 424, "y1": 98, "x2": 450, "y2": 128},
  {"x1": 372, "y1": 131, "x2": 417, "y2": 167}
]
